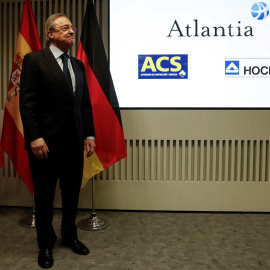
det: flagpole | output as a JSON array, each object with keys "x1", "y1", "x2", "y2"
[
  {"x1": 19, "y1": 194, "x2": 36, "y2": 229},
  {"x1": 77, "y1": 177, "x2": 110, "y2": 231}
]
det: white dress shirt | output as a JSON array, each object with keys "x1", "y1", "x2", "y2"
[{"x1": 49, "y1": 44, "x2": 76, "y2": 93}]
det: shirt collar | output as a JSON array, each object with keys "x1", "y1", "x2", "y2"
[{"x1": 49, "y1": 44, "x2": 70, "y2": 59}]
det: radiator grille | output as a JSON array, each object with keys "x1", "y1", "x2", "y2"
[
  {"x1": 2, "y1": 139, "x2": 268, "y2": 183},
  {"x1": 94, "y1": 140, "x2": 270, "y2": 183}
]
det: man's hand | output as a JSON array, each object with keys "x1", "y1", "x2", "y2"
[
  {"x1": 84, "y1": 139, "x2": 96, "y2": 158},
  {"x1": 30, "y1": 138, "x2": 49, "y2": 159}
]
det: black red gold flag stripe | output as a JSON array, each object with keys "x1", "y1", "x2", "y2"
[{"x1": 77, "y1": 0, "x2": 127, "y2": 187}]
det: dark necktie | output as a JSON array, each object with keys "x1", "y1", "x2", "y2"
[{"x1": 61, "y1": 53, "x2": 73, "y2": 94}]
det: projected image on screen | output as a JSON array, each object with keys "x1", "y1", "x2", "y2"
[{"x1": 110, "y1": 0, "x2": 270, "y2": 108}]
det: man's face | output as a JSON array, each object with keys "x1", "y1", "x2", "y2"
[{"x1": 48, "y1": 16, "x2": 75, "y2": 52}]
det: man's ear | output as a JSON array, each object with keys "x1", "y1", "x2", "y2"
[{"x1": 47, "y1": 31, "x2": 54, "y2": 40}]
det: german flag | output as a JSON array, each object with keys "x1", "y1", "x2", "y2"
[
  {"x1": 77, "y1": 0, "x2": 127, "y2": 187},
  {"x1": 1, "y1": 0, "x2": 42, "y2": 193}
]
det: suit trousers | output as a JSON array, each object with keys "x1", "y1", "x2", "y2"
[{"x1": 28, "y1": 141, "x2": 83, "y2": 250}]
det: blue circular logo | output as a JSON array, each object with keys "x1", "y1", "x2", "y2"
[{"x1": 251, "y1": 2, "x2": 269, "y2": 20}]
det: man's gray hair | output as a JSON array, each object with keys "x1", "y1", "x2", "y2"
[{"x1": 45, "y1": 13, "x2": 67, "y2": 46}]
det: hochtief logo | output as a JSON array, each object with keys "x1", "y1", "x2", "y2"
[
  {"x1": 225, "y1": 61, "x2": 239, "y2": 75},
  {"x1": 251, "y1": 2, "x2": 269, "y2": 20},
  {"x1": 225, "y1": 58, "x2": 270, "y2": 77}
]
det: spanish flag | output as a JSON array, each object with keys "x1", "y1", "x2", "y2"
[
  {"x1": 77, "y1": 0, "x2": 127, "y2": 188},
  {"x1": 1, "y1": 0, "x2": 42, "y2": 193}
]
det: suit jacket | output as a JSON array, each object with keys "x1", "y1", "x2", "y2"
[{"x1": 19, "y1": 47, "x2": 95, "y2": 152}]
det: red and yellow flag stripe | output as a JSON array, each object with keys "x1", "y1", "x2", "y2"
[{"x1": 1, "y1": 0, "x2": 42, "y2": 193}]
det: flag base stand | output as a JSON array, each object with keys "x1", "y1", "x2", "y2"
[
  {"x1": 77, "y1": 212, "x2": 110, "y2": 231},
  {"x1": 77, "y1": 177, "x2": 110, "y2": 231},
  {"x1": 19, "y1": 209, "x2": 36, "y2": 229},
  {"x1": 19, "y1": 195, "x2": 36, "y2": 229}
]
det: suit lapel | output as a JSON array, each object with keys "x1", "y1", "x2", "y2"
[{"x1": 42, "y1": 48, "x2": 74, "y2": 100}]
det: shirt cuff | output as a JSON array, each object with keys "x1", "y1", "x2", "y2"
[{"x1": 86, "y1": 136, "x2": 95, "y2": 140}]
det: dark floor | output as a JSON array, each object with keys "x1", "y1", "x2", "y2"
[{"x1": 0, "y1": 207, "x2": 270, "y2": 269}]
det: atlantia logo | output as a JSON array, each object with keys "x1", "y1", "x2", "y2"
[
  {"x1": 167, "y1": 20, "x2": 253, "y2": 37},
  {"x1": 251, "y1": 2, "x2": 269, "y2": 20}
]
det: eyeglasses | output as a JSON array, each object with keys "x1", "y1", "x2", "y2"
[{"x1": 54, "y1": 25, "x2": 77, "y2": 32}]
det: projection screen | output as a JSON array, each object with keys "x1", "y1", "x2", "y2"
[{"x1": 110, "y1": 0, "x2": 270, "y2": 108}]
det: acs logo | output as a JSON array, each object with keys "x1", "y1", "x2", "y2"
[{"x1": 138, "y1": 54, "x2": 188, "y2": 79}]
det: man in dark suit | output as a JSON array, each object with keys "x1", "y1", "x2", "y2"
[{"x1": 19, "y1": 13, "x2": 95, "y2": 269}]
